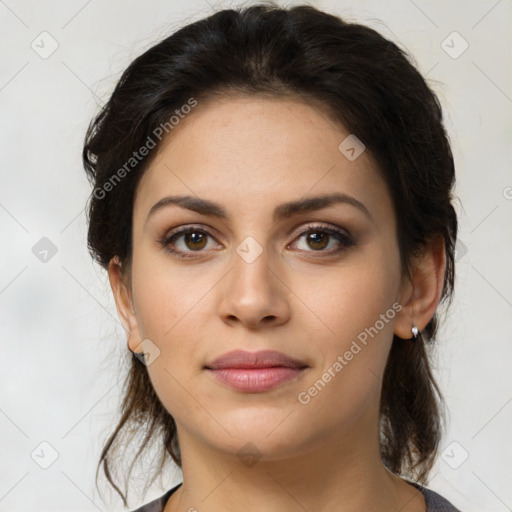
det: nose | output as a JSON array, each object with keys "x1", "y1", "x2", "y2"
[{"x1": 217, "y1": 243, "x2": 291, "y2": 330}]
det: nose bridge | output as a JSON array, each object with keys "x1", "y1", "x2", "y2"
[
  {"x1": 218, "y1": 233, "x2": 290, "y2": 327},
  {"x1": 231, "y1": 235, "x2": 275, "y2": 305}
]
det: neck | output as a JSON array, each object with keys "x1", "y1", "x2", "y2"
[{"x1": 164, "y1": 410, "x2": 425, "y2": 512}]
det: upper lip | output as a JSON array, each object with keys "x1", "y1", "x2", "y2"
[{"x1": 204, "y1": 350, "x2": 308, "y2": 370}]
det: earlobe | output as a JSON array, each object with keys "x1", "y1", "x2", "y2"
[
  {"x1": 394, "y1": 237, "x2": 446, "y2": 340},
  {"x1": 108, "y1": 256, "x2": 143, "y2": 353}
]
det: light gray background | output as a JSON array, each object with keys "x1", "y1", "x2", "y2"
[{"x1": 1, "y1": 0, "x2": 511, "y2": 510}]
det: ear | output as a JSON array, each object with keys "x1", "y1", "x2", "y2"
[
  {"x1": 108, "y1": 256, "x2": 144, "y2": 353},
  {"x1": 394, "y1": 236, "x2": 447, "y2": 340}
]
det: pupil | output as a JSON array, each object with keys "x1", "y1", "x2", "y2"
[
  {"x1": 308, "y1": 232, "x2": 327, "y2": 249},
  {"x1": 186, "y1": 232, "x2": 206, "y2": 250}
]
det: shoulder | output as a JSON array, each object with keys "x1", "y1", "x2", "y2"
[
  {"x1": 408, "y1": 481, "x2": 461, "y2": 512},
  {"x1": 129, "y1": 483, "x2": 182, "y2": 512},
  {"x1": 422, "y1": 487, "x2": 461, "y2": 512},
  {"x1": 130, "y1": 481, "x2": 461, "y2": 512}
]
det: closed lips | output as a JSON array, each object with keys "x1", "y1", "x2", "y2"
[{"x1": 204, "y1": 350, "x2": 308, "y2": 370}]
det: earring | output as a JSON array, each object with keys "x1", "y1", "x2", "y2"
[{"x1": 411, "y1": 325, "x2": 420, "y2": 340}]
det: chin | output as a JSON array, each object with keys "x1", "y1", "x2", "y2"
[{"x1": 207, "y1": 407, "x2": 309, "y2": 457}]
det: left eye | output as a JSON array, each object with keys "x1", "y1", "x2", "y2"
[
  {"x1": 289, "y1": 224, "x2": 354, "y2": 254},
  {"x1": 159, "y1": 224, "x2": 354, "y2": 258}
]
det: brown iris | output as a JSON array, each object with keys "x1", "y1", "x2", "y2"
[
  {"x1": 306, "y1": 231, "x2": 329, "y2": 250},
  {"x1": 184, "y1": 232, "x2": 208, "y2": 250}
]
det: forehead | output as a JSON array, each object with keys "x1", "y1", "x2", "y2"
[{"x1": 134, "y1": 94, "x2": 393, "y2": 225}]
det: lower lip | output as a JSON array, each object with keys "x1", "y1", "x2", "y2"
[{"x1": 206, "y1": 367, "x2": 306, "y2": 392}]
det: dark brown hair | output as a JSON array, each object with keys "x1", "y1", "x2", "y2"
[{"x1": 82, "y1": 3, "x2": 458, "y2": 506}]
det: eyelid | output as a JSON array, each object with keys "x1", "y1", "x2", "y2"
[
  {"x1": 288, "y1": 221, "x2": 351, "y2": 242},
  {"x1": 159, "y1": 224, "x2": 222, "y2": 250}
]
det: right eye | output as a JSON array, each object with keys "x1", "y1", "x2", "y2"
[{"x1": 159, "y1": 226, "x2": 221, "y2": 259}]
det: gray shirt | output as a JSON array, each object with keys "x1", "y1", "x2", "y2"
[{"x1": 130, "y1": 481, "x2": 461, "y2": 511}]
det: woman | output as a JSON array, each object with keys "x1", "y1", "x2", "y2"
[{"x1": 83, "y1": 4, "x2": 461, "y2": 511}]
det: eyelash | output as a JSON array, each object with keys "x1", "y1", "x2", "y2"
[{"x1": 158, "y1": 223, "x2": 355, "y2": 259}]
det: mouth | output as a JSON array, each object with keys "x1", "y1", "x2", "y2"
[{"x1": 204, "y1": 350, "x2": 309, "y2": 392}]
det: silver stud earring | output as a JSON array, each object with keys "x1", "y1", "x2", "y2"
[{"x1": 411, "y1": 325, "x2": 420, "y2": 340}]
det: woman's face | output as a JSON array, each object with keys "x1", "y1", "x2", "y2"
[{"x1": 115, "y1": 95, "x2": 410, "y2": 461}]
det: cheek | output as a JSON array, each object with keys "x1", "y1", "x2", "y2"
[
  {"x1": 131, "y1": 251, "x2": 210, "y2": 344},
  {"x1": 129, "y1": 253, "x2": 218, "y2": 405},
  {"x1": 130, "y1": 266, "x2": 206, "y2": 422},
  {"x1": 290, "y1": 249, "x2": 401, "y2": 414},
  {"x1": 292, "y1": 248, "x2": 400, "y2": 351}
]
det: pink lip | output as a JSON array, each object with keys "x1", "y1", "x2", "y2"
[{"x1": 204, "y1": 350, "x2": 308, "y2": 392}]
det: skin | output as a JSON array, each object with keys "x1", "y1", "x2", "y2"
[{"x1": 109, "y1": 95, "x2": 446, "y2": 512}]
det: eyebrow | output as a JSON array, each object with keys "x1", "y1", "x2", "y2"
[{"x1": 145, "y1": 192, "x2": 373, "y2": 227}]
